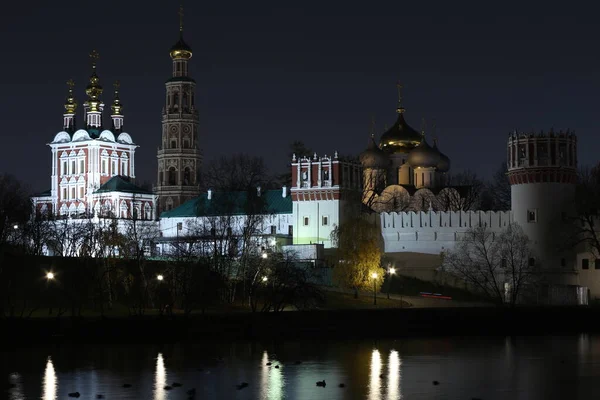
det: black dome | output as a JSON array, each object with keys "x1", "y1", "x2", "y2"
[
  {"x1": 360, "y1": 136, "x2": 389, "y2": 169},
  {"x1": 407, "y1": 137, "x2": 440, "y2": 168},
  {"x1": 379, "y1": 112, "x2": 422, "y2": 154}
]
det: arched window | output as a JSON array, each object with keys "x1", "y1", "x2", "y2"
[
  {"x1": 144, "y1": 202, "x2": 152, "y2": 220},
  {"x1": 168, "y1": 167, "x2": 177, "y2": 185},
  {"x1": 159, "y1": 171, "x2": 164, "y2": 184},
  {"x1": 183, "y1": 92, "x2": 188, "y2": 108},
  {"x1": 183, "y1": 168, "x2": 191, "y2": 185},
  {"x1": 165, "y1": 197, "x2": 174, "y2": 211},
  {"x1": 120, "y1": 200, "x2": 128, "y2": 218},
  {"x1": 173, "y1": 93, "x2": 179, "y2": 106}
]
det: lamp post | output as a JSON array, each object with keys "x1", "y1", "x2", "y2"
[
  {"x1": 387, "y1": 267, "x2": 396, "y2": 299},
  {"x1": 371, "y1": 272, "x2": 378, "y2": 305}
]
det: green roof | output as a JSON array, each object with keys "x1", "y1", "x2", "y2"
[
  {"x1": 94, "y1": 176, "x2": 153, "y2": 195},
  {"x1": 161, "y1": 189, "x2": 292, "y2": 218}
]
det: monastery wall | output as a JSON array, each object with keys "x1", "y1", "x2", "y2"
[{"x1": 381, "y1": 210, "x2": 513, "y2": 255}]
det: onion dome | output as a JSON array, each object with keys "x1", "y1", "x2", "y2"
[
  {"x1": 379, "y1": 83, "x2": 422, "y2": 153},
  {"x1": 84, "y1": 50, "x2": 103, "y2": 112},
  {"x1": 433, "y1": 139, "x2": 450, "y2": 172},
  {"x1": 64, "y1": 79, "x2": 77, "y2": 114},
  {"x1": 170, "y1": 6, "x2": 192, "y2": 59},
  {"x1": 111, "y1": 81, "x2": 123, "y2": 115},
  {"x1": 360, "y1": 133, "x2": 389, "y2": 169},
  {"x1": 407, "y1": 136, "x2": 441, "y2": 168}
]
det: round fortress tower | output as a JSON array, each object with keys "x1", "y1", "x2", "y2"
[{"x1": 507, "y1": 129, "x2": 578, "y2": 283}]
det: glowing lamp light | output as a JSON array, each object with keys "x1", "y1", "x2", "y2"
[
  {"x1": 13, "y1": 224, "x2": 18, "y2": 230},
  {"x1": 157, "y1": 275, "x2": 164, "y2": 281},
  {"x1": 262, "y1": 276, "x2": 268, "y2": 282},
  {"x1": 262, "y1": 253, "x2": 268, "y2": 259},
  {"x1": 46, "y1": 272, "x2": 54, "y2": 280},
  {"x1": 389, "y1": 268, "x2": 396, "y2": 275},
  {"x1": 371, "y1": 272, "x2": 378, "y2": 279}
]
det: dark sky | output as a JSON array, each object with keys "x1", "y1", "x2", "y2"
[{"x1": 1, "y1": 1, "x2": 599, "y2": 192}]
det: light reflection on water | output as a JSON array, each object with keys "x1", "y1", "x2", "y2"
[
  {"x1": 3, "y1": 334, "x2": 600, "y2": 400},
  {"x1": 153, "y1": 353, "x2": 167, "y2": 400},
  {"x1": 42, "y1": 357, "x2": 57, "y2": 400}
]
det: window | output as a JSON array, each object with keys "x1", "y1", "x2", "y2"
[
  {"x1": 102, "y1": 160, "x2": 107, "y2": 174},
  {"x1": 288, "y1": 225, "x2": 293, "y2": 236},
  {"x1": 79, "y1": 187, "x2": 84, "y2": 198},
  {"x1": 168, "y1": 167, "x2": 177, "y2": 185},
  {"x1": 322, "y1": 216, "x2": 329, "y2": 226},
  {"x1": 183, "y1": 138, "x2": 190, "y2": 148},
  {"x1": 171, "y1": 139, "x2": 177, "y2": 149},
  {"x1": 227, "y1": 227, "x2": 232, "y2": 236},
  {"x1": 62, "y1": 161, "x2": 67, "y2": 176},
  {"x1": 270, "y1": 226, "x2": 276, "y2": 235},
  {"x1": 112, "y1": 161, "x2": 117, "y2": 175},
  {"x1": 528, "y1": 258, "x2": 535, "y2": 267},
  {"x1": 183, "y1": 168, "x2": 191, "y2": 185},
  {"x1": 71, "y1": 187, "x2": 76, "y2": 199},
  {"x1": 79, "y1": 160, "x2": 84, "y2": 174},
  {"x1": 303, "y1": 217, "x2": 309, "y2": 226},
  {"x1": 177, "y1": 222, "x2": 183, "y2": 231},
  {"x1": 582, "y1": 259, "x2": 589, "y2": 270},
  {"x1": 527, "y1": 209, "x2": 537, "y2": 223},
  {"x1": 595, "y1": 259, "x2": 600, "y2": 270},
  {"x1": 501, "y1": 259, "x2": 507, "y2": 269},
  {"x1": 62, "y1": 188, "x2": 67, "y2": 199}
]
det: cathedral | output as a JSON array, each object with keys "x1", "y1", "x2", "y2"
[{"x1": 31, "y1": 51, "x2": 156, "y2": 221}]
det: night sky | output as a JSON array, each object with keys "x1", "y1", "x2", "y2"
[{"x1": 1, "y1": 1, "x2": 598, "y2": 192}]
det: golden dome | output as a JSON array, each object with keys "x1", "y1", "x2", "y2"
[
  {"x1": 85, "y1": 50, "x2": 103, "y2": 112},
  {"x1": 379, "y1": 83, "x2": 422, "y2": 154},
  {"x1": 64, "y1": 79, "x2": 77, "y2": 114},
  {"x1": 111, "y1": 81, "x2": 123, "y2": 115},
  {"x1": 170, "y1": 5, "x2": 192, "y2": 59}
]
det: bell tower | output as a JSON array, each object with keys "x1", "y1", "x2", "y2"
[{"x1": 156, "y1": 5, "x2": 202, "y2": 214}]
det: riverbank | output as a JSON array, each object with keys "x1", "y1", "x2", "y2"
[{"x1": 1, "y1": 306, "x2": 599, "y2": 346}]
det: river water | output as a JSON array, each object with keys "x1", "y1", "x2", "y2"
[{"x1": 2, "y1": 334, "x2": 599, "y2": 399}]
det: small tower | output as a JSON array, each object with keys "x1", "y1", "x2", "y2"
[
  {"x1": 63, "y1": 79, "x2": 77, "y2": 133},
  {"x1": 83, "y1": 50, "x2": 104, "y2": 134},
  {"x1": 507, "y1": 129, "x2": 578, "y2": 281},
  {"x1": 156, "y1": 5, "x2": 202, "y2": 214},
  {"x1": 110, "y1": 81, "x2": 124, "y2": 132}
]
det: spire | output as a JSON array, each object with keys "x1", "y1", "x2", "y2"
[
  {"x1": 370, "y1": 115, "x2": 376, "y2": 140},
  {"x1": 63, "y1": 79, "x2": 77, "y2": 132},
  {"x1": 179, "y1": 3, "x2": 184, "y2": 32},
  {"x1": 111, "y1": 80, "x2": 124, "y2": 131},
  {"x1": 432, "y1": 118, "x2": 438, "y2": 146},
  {"x1": 396, "y1": 81, "x2": 405, "y2": 114},
  {"x1": 421, "y1": 117, "x2": 427, "y2": 138}
]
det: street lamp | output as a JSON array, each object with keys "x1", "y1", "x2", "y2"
[
  {"x1": 13, "y1": 224, "x2": 18, "y2": 230},
  {"x1": 46, "y1": 272, "x2": 54, "y2": 280},
  {"x1": 387, "y1": 267, "x2": 396, "y2": 299},
  {"x1": 262, "y1": 276, "x2": 268, "y2": 282},
  {"x1": 157, "y1": 274, "x2": 164, "y2": 281},
  {"x1": 262, "y1": 252, "x2": 268, "y2": 259},
  {"x1": 371, "y1": 272, "x2": 378, "y2": 305}
]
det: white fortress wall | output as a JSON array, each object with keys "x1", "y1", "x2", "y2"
[{"x1": 381, "y1": 210, "x2": 513, "y2": 255}]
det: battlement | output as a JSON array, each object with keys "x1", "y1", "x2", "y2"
[
  {"x1": 380, "y1": 210, "x2": 513, "y2": 255},
  {"x1": 507, "y1": 128, "x2": 577, "y2": 173},
  {"x1": 381, "y1": 210, "x2": 512, "y2": 230}
]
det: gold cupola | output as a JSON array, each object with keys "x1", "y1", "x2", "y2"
[
  {"x1": 111, "y1": 81, "x2": 123, "y2": 115},
  {"x1": 379, "y1": 83, "x2": 423, "y2": 154},
  {"x1": 170, "y1": 5, "x2": 193, "y2": 60},
  {"x1": 64, "y1": 79, "x2": 77, "y2": 115},
  {"x1": 85, "y1": 50, "x2": 103, "y2": 112},
  {"x1": 111, "y1": 81, "x2": 124, "y2": 131}
]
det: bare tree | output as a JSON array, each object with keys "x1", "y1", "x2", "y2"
[
  {"x1": 440, "y1": 170, "x2": 485, "y2": 211},
  {"x1": 487, "y1": 162, "x2": 511, "y2": 211},
  {"x1": 442, "y1": 223, "x2": 535, "y2": 305},
  {"x1": 202, "y1": 154, "x2": 272, "y2": 192},
  {"x1": 0, "y1": 174, "x2": 31, "y2": 249},
  {"x1": 566, "y1": 165, "x2": 600, "y2": 260}
]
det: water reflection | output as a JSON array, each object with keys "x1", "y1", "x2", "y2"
[
  {"x1": 42, "y1": 357, "x2": 57, "y2": 400},
  {"x1": 369, "y1": 349, "x2": 382, "y2": 400},
  {"x1": 154, "y1": 353, "x2": 167, "y2": 400},
  {"x1": 387, "y1": 350, "x2": 401, "y2": 400},
  {"x1": 260, "y1": 350, "x2": 284, "y2": 399}
]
